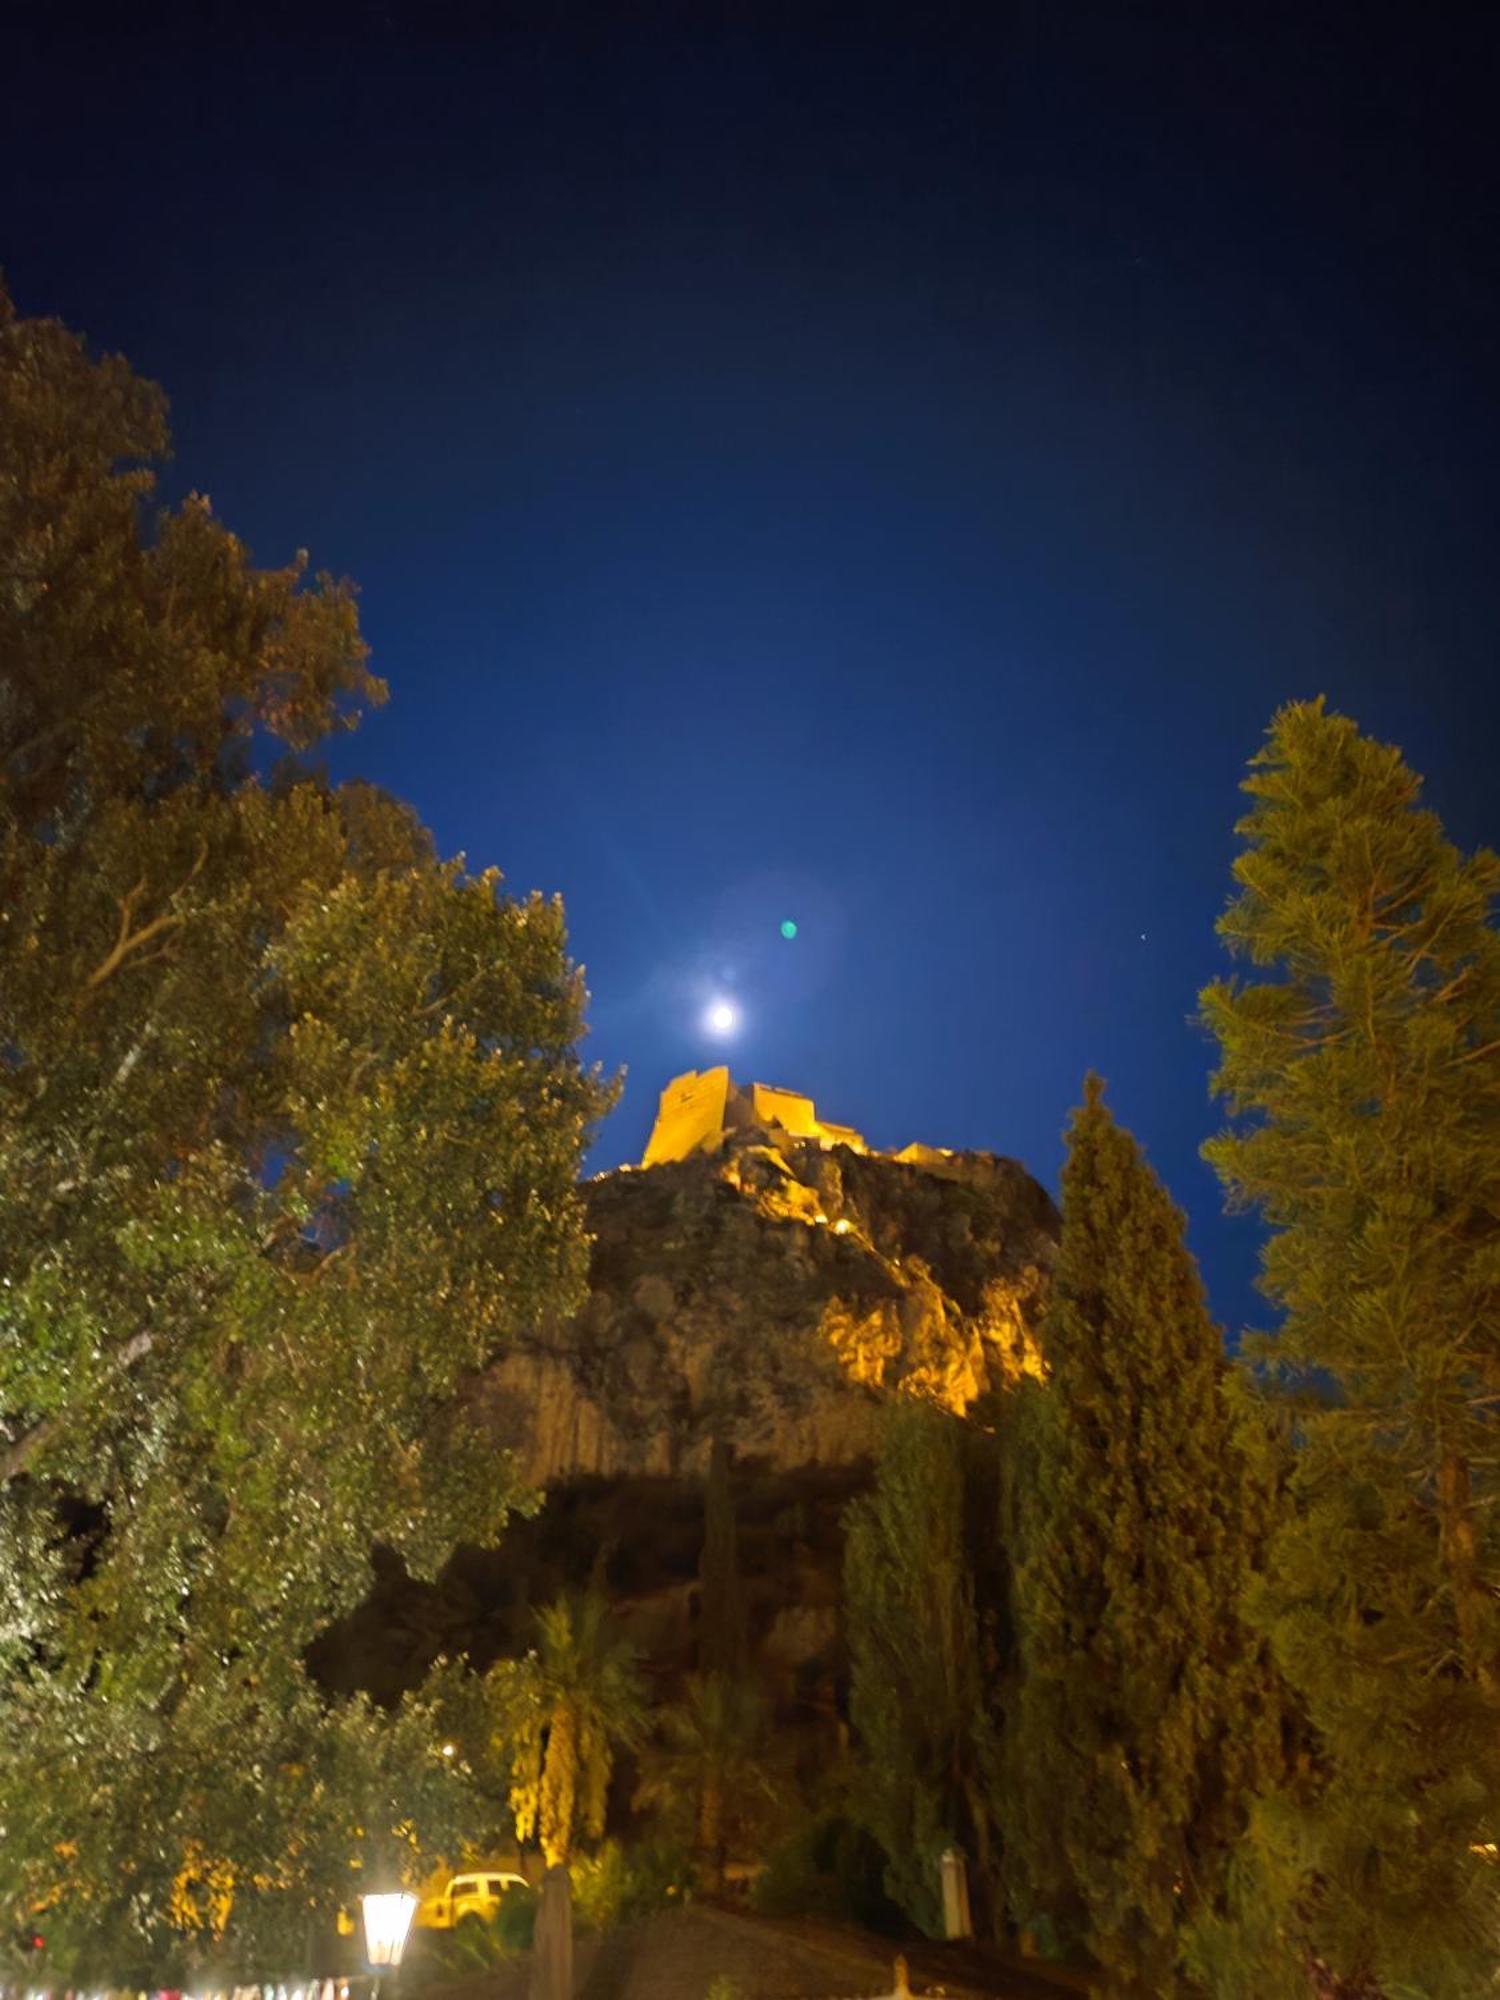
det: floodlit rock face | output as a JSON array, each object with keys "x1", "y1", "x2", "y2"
[
  {"x1": 479, "y1": 1130, "x2": 1059, "y2": 1484},
  {"x1": 316, "y1": 1115, "x2": 1058, "y2": 1710}
]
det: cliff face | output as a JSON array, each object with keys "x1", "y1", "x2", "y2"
[
  {"x1": 479, "y1": 1132, "x2": 1059, "y2": 1484},
  {"x1": 315, "y1": 1126, "x2": 1058, "y2": 1706}
]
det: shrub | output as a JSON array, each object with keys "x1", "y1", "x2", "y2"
[
  {"x1": 749, "y1": 1813, "x2": 905, "y2": 1935},
  {"x1": 571, "y1": 1838, "x2": 695, "y2": 1932},
  {"x1": 621, "y1": 1836, "x2": 697, "y2": 1916},
  {"x1": 571, "y1": 1840, "x2": 631, "y2": 1932},
  {"x1": 493, "y1": 1879, "x2": 539, "y2": 1952},
  {"x1": 417, "y1": 1887, "x2": 536, "y2": 1982}
]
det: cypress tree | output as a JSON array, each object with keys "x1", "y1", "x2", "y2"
[
  {"x1": 699, "y1": 1435, "x2": 747, "y2": 1678},
  {"x1": 844, "y1": 1400, "x2": 999, "y2": 1936},
  {"x1": 1009, "y1": 1077, "x2": 1278, "y2": 1996},
  {"x1": 1199, "y1": 700, "x2": 1500, "y2": 1997}
]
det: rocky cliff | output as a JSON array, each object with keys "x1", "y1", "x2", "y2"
[
  {"x1": 316, "y1": 1126, "x2": 1058, "y2": 1704},
  {"x1": 479, "y1": 1131, "x2": 1059, "y2": 1483}
]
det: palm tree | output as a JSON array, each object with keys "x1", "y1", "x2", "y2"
[
  {"x1": 635, "y1": 1672, "x2": 778, "y2": 1892},
  {"x1": 488, "y1": 1588, "x2": 646, "y2": 1866}
]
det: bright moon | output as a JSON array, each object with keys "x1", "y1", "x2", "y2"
[{"x1": 704, "y1": 998, "x2": 739, "y2": 1037}]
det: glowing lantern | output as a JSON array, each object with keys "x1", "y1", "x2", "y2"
[{"x1": 359, "y1": 1889, "x2": 417, "y2": 1969}]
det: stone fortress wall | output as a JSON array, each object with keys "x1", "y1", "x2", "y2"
[{"x1": 641, "y1": 1066, "x2": 869, "y2": 1168}]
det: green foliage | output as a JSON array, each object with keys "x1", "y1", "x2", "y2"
[
  {"x1": 569, "y1": 1839, "x2": 633, "y2": 1933},
  {"x1": 570, "y1": 1837, "x2": 694, "y2": 1932},
  {"x1": 0, "y1": 289, "x2": 614, "y2": 1977},
  {"x1": 487, "y1": 1588, "x2": 647, "y2": 1865},
  {"x1": 843, "y1": 1401, "x2": 998, "y2": 1936},
  {"x1": 492, "y1": 1878, "x2": 541, "y2": 1954},
  {"x1": 0, "y1": 1663, "x2": 476, "y2": 1984},
  {"x1": 622, "y1": 1836, "x2": 698, "y2": 1918},
  {"x1": 419, "y1": 1882, "x2": 537, "y2": 1978},
  {"x1": 749, "y1": 1812, "x2": 904, "y2": 1935},
  {"x1": 1199, "y1": 699, "x2": 1500, "y2": 1996},
  {"x1": 634, "y1": 1672, "x2": 778, "y2": 1890},
  {"x1": 1007, "y1": 1078, "x2": 1280, "y2": 1996}
]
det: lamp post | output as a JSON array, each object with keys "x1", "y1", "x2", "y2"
[{"x1": 359, "y1": 1875, "x2": 417, "y2": 2000}]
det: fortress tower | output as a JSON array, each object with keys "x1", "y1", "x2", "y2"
[{"x1": 641, "y1": 1067, "x2": 868, "y2": 1168}]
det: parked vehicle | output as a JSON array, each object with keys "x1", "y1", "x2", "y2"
[{"x1": 417, "y1": 1869, "x2": 529, "y2": 1929}]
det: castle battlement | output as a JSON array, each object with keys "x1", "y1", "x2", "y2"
[{"x1": 641, "y1": 1067, "x2": 868, "y2": 1168}]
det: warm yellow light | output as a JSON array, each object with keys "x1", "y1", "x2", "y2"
[
  {"x1": 361, "y1": 1891, "x2": 418, "y2": 1968},
  {"x1": 441, "y1": 1742, "x2": 456, "y2": 1758},
  {"x1": 833, "y1": 1219, "x2": 852, "y2": 1235}
]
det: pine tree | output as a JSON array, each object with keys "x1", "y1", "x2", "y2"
[
  {"x1": 1008, "y1": 1077, "x2": 1279, "y2": 1996},
  {"x1": 1199, "y1": 699, "x2": 1500, "y2": 1997},
  {"x1": 844, "y1": 1400, "x2": 999, "y2": 1936}
]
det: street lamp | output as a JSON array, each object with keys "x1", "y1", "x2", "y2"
[{"x1": 359, "y1": 1879, "x2": 417, "y2": 2000}]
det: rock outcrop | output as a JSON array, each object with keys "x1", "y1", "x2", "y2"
[
  {"x1": 315, "y1": 1117, "x2": 1058, "y2": 1707},
  {"x1": 479, "y1": 1130, "x2": 1059, "y2": 1484}
]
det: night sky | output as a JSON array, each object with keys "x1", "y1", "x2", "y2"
[{"x1": 7, "y1": 6, "x2": 1498, "y2": 1341}]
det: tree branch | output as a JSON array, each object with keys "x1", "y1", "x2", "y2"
[{"x1": 82, "y1": 843, "x2": 208, "y2": 992}]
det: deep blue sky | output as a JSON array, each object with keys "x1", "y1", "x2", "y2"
[{"x1": 6, "y1": 5, "x2": 1498, "y2": 1340}]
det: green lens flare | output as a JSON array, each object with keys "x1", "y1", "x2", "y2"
[{"x1": 780, "y1": 919, "x2": 798, "y2": 940}]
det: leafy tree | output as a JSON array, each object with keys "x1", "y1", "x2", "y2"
[
  {"x1": 1007, "y1": 1077, "x2": 1279, "y2": 1996},
  {"x1": 0, "y1": 288, "x2": 613, "y2": 1977},
  {"x1": 634, "y1": 1671, "x2": 778, "y2": 1890},
  {"x1": 1198, "y1": 699, "x2": 1500, "y2": 1998},
  {"x1": 489, "y1": 1588, "x2": 647, "y2": 1865},
  {"x1": 844, "y1": 1400, "x2": 999, "y2": 1936}
]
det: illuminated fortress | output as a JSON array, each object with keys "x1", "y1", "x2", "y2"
[
  {"x1": 642, "y1": 1067, "x2": 867, "y2": 1167},
  {"x1": 640, "y1": 1066, "x2": 957, "y2": 1173}
]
